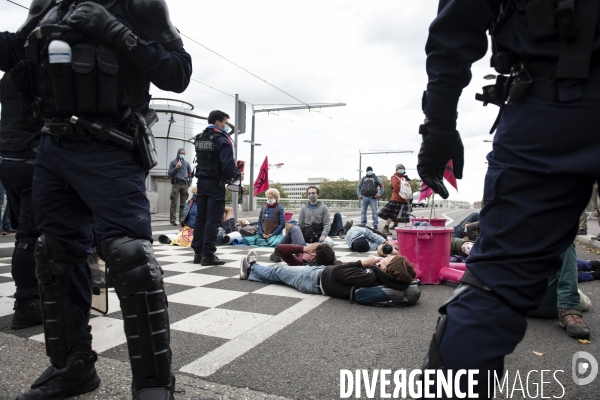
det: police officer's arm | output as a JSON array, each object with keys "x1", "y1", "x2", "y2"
[
  {"x1": 217, "y1": 137, "x2": 240, "y2": 180},
  {"x1": 423, "y1": 0, "x2": 500, "y2": 120},
  {"x1": 67, "y1": 2, "x2": 192, "y2": 93},
  {"x1": 0, "y1": 32, "x2": 26, "y2": 72},
  {"x1": 418, "y1": 0, "x2": 501, "y2": 198}
]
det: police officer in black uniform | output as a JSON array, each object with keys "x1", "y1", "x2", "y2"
[
  {"x1": 0, "y1": 0, "x2": 192, "y2": 398},
  {"x1": 192, "y1": 110, "x2": 242, "y2": 266},
  {"x1": 418, "y1": 0, "x2": 600, "y2": 395},
  {"x1": 0, "y1": 72, "x2": 42, "y2": 330}
]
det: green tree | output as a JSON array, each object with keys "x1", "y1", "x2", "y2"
[
  {"x1": 256, "y1": 182, "x2": 289, "y2": 198},
  {"x1": 319, "y1": 179, "x2": 359, "y2": 200},
  {"x1": 379, "y1": 175, "x2": 392, "y2": 202}
]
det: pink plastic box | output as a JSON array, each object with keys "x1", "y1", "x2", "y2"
[
  {"x1": 284, "y1": 212, "x2": 294, "y2": 222},
  {"x1": 395, "y1": 226, "x2": 453, "y2": 284}
]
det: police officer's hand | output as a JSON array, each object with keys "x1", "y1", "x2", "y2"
[
  {"x1": 417, "y1": 117, "x2": 464, "y2": 199},
  {"x1": 67, "y1": 2, "x2": 133, "y2": 52}
]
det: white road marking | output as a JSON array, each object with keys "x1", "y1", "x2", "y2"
[{"x1": 180, "y1": 295, "x2": 329, "y2": 377}]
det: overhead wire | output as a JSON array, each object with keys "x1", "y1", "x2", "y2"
[{"x1": 5, "y1": 0, "x2": 28, "y2": 10}]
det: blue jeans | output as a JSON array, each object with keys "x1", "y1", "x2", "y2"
[
  {"x1": 249, "y1": 263, "x2": 324, "y2": 294},
  {"x1": 361, "y1": 197, "x2": 378, "y2": 227}
]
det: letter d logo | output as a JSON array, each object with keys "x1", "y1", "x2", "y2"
[{"x1": 572, "y1": 351, "x2": 598, "y2": 386}]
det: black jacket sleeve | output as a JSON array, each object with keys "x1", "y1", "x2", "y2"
[
  {"x1": 0, "y1": 32, "x2": 26, "y2": 72},
  {"x1": 123, "y1": 39, "x2": 192, "y2": 93},
  {"x1": 330, "y1": 261, "x2": 379, "y2": 287},
  {"x1": 216, "y1": 136, "x2": 240, "y2": 180},
  {"x1": 423, "y1": 0, "x2": 501, "y2": 120}
]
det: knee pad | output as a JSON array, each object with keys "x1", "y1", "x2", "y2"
[
  {"x1": 100, "y1": 237, "x2": 162, "y2": 296},
  {"x1": 35, "y1": 235, "x2": 89, "y2": 367},
  {"x1": 100, "y1": 236, "x2": 172, "y2": 390}
]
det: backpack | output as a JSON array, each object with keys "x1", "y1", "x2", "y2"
[
  {"x1": 398, "y1": 177, "x2": 412, "y2": 201},
  {"x1": 301, "y1": 223, "x2": 324, "y2": 243},
  {"x1": 353, "y1": 283, "x2": 421, "y2": 307}
]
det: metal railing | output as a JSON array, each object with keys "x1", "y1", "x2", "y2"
[{"x1": 276, "y1": 198, "x2": 361, "y2": 210}]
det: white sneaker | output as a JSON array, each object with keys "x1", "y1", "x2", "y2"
[
  {"x1": 246, "y1": 250, "x2": 258, "y2": 265},
  {"x1": 579, "y1": 288, "x2": 592, "y2": 312}
]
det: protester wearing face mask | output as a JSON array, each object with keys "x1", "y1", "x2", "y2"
[
  {"x1": 378, "y1": 163, "x2": 412, "y2": 235},
  {"x1": 357, "y1": 166, "x2": 384, "y2": 230},
  {"x1": 244, "y1": 188, "x2": 286, "y2": 249},
  {"x1": 168, "y1": 147, "x2": 193, "y2": 226}
]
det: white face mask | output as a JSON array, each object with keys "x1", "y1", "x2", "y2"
[
  {"x1": 463, "y1": 243, "x2": 473, "y2": 255},
  {"x1": 267, "y1": 199, "x2": 276, "y2": 205}
]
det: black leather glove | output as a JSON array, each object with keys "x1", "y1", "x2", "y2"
[
  {"x1": 417, "y1": 117, "x2": 464, "y2": 199},
  {"x1": 67, "y1": 2, "x2": 132, "y2": 51}
]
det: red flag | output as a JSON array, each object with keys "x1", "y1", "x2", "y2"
[
  {"x1": 444, "y1": 160, "x2": 458, "y2": 191},
  {"x1": 419, "y1": 182, "x2": 434, "y2": 202},
  {"x1": 254, "y1": 156, "x2": 269, "y2": 196}
]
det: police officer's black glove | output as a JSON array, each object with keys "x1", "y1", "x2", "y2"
[
  {"x1": 67, "y1": 2, "x2": 133, "y2": 52},
  {"x1": 417, "y1": 117, "x2": 464, "y2": 200}
]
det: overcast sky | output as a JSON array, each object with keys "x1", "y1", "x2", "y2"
[{"x1": 1, "y1": 0, "x2": 502, "y2": 202}]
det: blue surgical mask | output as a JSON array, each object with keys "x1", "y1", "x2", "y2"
[
  {"x1": 367, "y1": 171, "x2": 373, "y2": 176},
  {"x1": 397, "y1": 169, "x2": 405, "y2": 174},
  {"x1": 179, "y1": 154, "x2": 185, "y2": 160},
  {"x1": 223, "y1": 125, "x2": 232, "y2": 134}
]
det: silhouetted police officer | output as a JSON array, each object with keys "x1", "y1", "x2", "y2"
[
  {"x1": 192, "y1": 110, "x2": 243, "y2": 266},
  {"x1": 418, "y1": 0, "x2": 600, "y2": 395},
  {"x1": 0, "y1": 71, "x2": 42, "y2": 331},
  {"x1": 0, "y1": 0, "x2": 192, "y2": 398}
]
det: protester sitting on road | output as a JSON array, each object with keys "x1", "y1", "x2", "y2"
[
  {"x1": 357, "y1": 166, "x2": 384, "y2": 229},
  {"x1": 240, "y1": 247, "x2": 421, "y2": 306},
  {"x1": 270, "y1": 186, "x2": 349, "y2": 261},
  {"x1": 529, "y1": 244, "x2": 591, "y2": 340},
  {"x1": 452, "y1": 212, "x2": 480, "y2": 239},
  {"x1": 179, "y1": 187, "x2": 198, "y2": 228},
  {"x1": 345, "y1": 226, "x2": 386, "y2": 253},
  {"x1": 378, "y1": 163, "x2": 412, "y2": 235},
  {"x1": 244, "y1": 189, "x2": 285, "y2": 248}
]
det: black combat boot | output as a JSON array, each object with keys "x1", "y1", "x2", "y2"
[
  {"x1": 11, "y1": 298, "x2": 42, "y2": 330},
  {"x1": 16, "y1": 332, "x2": 101, "y2": 400}
]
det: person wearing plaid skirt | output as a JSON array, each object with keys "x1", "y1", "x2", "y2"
[{"x1": 378, "y1": 163, "x2": 411, "y2": 235}]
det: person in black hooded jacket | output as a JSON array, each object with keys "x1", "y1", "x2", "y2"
[
  {"x1": 168, "y1": 147, "x2": 193, "y2": 225},
  {"x1": 240, "y1": 244, "x2": 418, "y2": 305}
]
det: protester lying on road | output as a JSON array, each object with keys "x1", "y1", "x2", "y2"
[
  {"x1": 345, "y1": 226, "x2": 387, "y2": 252},
  {"x1": 576, "y1": 258, "x2": 600, "y2": 282},
  {"x1": 240, "y1": 246, "x2": 421, "y2": 307}
]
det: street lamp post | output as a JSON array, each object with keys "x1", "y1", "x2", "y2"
[
  {"x1": 244, "y1": 110, "x2": 262, "y2": 211},
  {"x1": 245, "y1": 102, "x2": 346, "y2": 211}
]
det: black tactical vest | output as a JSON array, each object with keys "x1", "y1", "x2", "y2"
[
  {"x1": 14, "y1": 2, "x2": 147, "y2": 121},
  {"x1": 361, "y1": 176, "x2": 379, "y2": 197},
  {"x1": 194, "y1": 129, "x2": 226, "y2": 177},
  {"x1": 0, "y1": 72, "x2": 41, "y2": 157}
]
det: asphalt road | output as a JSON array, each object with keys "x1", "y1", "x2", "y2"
[{"x1": 200, "y1": 208, "x2": 600, "y2": 399}]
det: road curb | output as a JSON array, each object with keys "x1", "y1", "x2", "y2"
[{"x1": 576, "y1": 234, "x2": 600, "y2": 250}]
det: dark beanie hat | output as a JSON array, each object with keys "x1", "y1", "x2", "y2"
[
  {"x1": 366, "y1": 166, "x2": 373, "y2": 172},
  {"x1": 352, "y1": 237, "x2": 370, "y2": 253}
]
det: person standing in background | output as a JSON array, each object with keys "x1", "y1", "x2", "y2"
[{"x1": 168, "y1": 147, "x2": 193, "y2": 226}]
